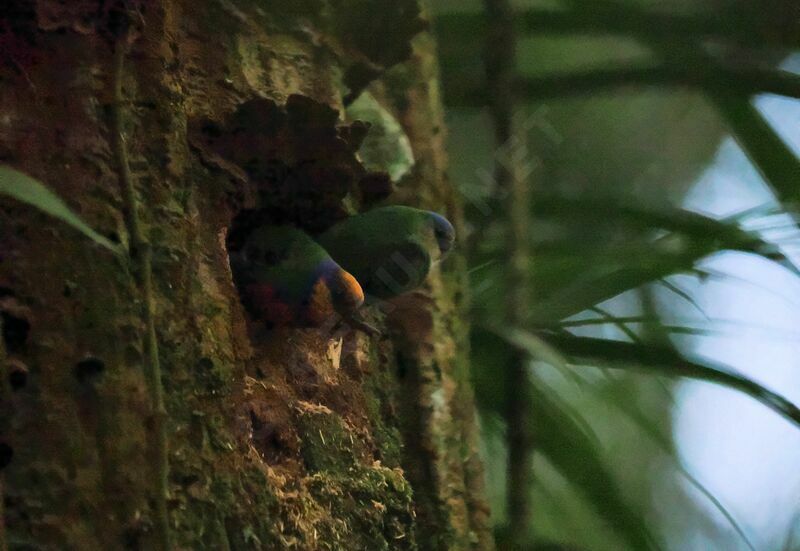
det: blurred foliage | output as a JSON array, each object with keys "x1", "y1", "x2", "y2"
[{"x1": 432, "y1": 0, "x2": 800, "y2": 549}]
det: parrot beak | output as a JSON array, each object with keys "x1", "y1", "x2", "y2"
[
  {"x1": 333, "y1": 269, "x2": 365, "y2": 312},
  {"x1": 431, "y1": 213, "x2": 456, "y2": 256},
  {"x1": 437, "y1": 233, "x2": 455, "y2": 255}
]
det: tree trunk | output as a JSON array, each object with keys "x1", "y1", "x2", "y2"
[{"x1": 0, "y1": 1, "x2": 493, "y2": 549}]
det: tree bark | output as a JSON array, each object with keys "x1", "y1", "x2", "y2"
[{"x1": 0, "y1": 1, "x2": 492, "y2": 549}]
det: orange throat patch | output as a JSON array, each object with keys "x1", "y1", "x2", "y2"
[{"x1": 306, "y1": 277, "x2": 336, "y2": 326}]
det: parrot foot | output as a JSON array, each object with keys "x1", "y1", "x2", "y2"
[{"x1": 334, "y1": 313, "x2": 380, "y2": 337}]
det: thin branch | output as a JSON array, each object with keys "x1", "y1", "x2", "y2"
[
  {"x1": 0, "y1": 475, "x2": 5, "y2": 551},
  {"x1": 0, "y1": 317, "x2": 6, "y2": 551},
  {"x1": 483, "y1": 0, "x2": 535, "y2": 543},
  {"x1": 711, "y1": 92, "x2": 800, "y2": 208},
  {"x1": 555, "y1": 0, "x2": 800, "y2": 212},
  {"x1": 587, "y1": 306, "x2": 642, "y2": 343},
  {"x1": 435, "y1": 9, "x2": 799, "y2": 49},
  {"x1": 521, "y1": 64, "x2": 800, "y2": 100},
  {"x1": 681, "y1": 466, "x2": 757, "y2": 551},
  {"x1": 541, "y1": 332, "x2": 800, "y2": 428},
  {"x1": 110, "y1": 37, "x2": 172, "y2": 551},
  {"x1": 448, "y1": 63, "x2": 800, "y2": 106}
]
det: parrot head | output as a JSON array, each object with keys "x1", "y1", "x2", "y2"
[{"x1": 430, "y1": 212, "x2": 456, "y2": 258}]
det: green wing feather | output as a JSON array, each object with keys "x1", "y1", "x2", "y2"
[
  {"x1": 319, "y1": 206, "x2": 433, "y2": 298},
  {"x1": 238, "y1": 225, "x2": 331, "y2": 302}
]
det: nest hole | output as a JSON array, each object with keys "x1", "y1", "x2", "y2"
[
  {"x1": 1, "y1": 310, "x2": 29, "y2": 353},
  {"x1": 73, "y1": 357, "x2": 105, "y2": 384},
  {"x1": 195, "y1": 95, "x2": 393, "y2": 333},
  {"x1": 0, "y1": 442, "x2": 12, "y2": 470},
  {"x1": 195, "y1": 95, "x2": 392, "y2": 250},
  {"x1": 8, "y1": 360, "x2": 27, "y2": 390},
  {"x1": 249, "y1": 410, "x2": 295, "y2": 464}
]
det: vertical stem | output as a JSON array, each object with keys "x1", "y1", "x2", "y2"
[
  {"x1": 0, "y1": 476, "x2": 5, "y2": 551},
  {"x1": 110, "y1": 38, "x2": 172, "y2": 551},
  {"x1": 708, "y1": 90, "x2": 800, "y2": 209},
  {"x1": 0, "y1": 316, "x2": 6, "y2": 551},
  {"x1": 483, "y1": 0, "x2": 534, "y2": 545}
]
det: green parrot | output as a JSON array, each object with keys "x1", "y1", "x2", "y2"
[
  {"x1": 229, "y1": 225, "x2": 364, "y2": 328},
  {"x1": 317, "y1": 206, "x2": 456, "y2": 299}
]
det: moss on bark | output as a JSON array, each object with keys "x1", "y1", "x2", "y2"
[{"x1": 0, "y1": 1, "x2": 492, "y2": 549}]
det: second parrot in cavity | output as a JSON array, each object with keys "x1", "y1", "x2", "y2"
[
  {"x1": 230, "y1": 225, "x2": 364, "y2": 328},
  {"x1": 317, "y1": 206, "x2": 456, "y2": 299}
]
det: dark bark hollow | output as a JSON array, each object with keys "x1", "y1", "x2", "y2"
[{"x1": 0, "y1": 1, "x2": 492, "y2": 549}]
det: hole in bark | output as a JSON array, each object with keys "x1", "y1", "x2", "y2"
[
  {"x1": 0, "y1": 287, "x2": 13, "y2": 298},
  {"x1": 178, "y1": 473, "x2": 200, "y2": 487},
  {"x1": 63, "y1": 283, "x2": 76, "y2": 298},
  {"x1": 0, "y1": 0, "x2": 38, "y2": 73},
  {"x1": 8, "y1": 360, "x2": 27, "y2": 390},
  {"x1": 122, "y1": 526, "x2": 143, "y2": 550},
  {"x1": 395, "y1": 352, "x2": 409, "y2": 380},
  {"x1": 194, "y1": 95, "x2": 387, "y2": 236},
  {"x1": 0, "y1": 442, "x2": 12, "y2": 470},
  {"x1": 195, "y1": 357, "x2": 227, "y2": 392},
  {"x1": 74, "y1": 357, "x2": 105, "y2": 383},
  {"x1": 200, "y1": 121, "x2": 223, "y2": 138},
  {"x1": 207, "y1": 95, "x2": 395, "y2": 333},
  {"x1": 357, "y1": 172, "x2": 393, "y2": 206},
  {"x1": 1, "y1": 310, "x2": 29, "y2": 353},
  {"x1": 249, "y1": 410, "x2": 293, "y2": 463},
  {"x1": 102, "y1": 0, "x2": 140, "y2": 40}
]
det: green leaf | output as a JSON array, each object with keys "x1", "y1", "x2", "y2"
[
  {"x1": 493, "y1": 323, "x2": 778, "y2": 549},
  {"x1": 587, "y1": 306, "x2": 643, "y2": 343},
  {"x1": 0, "y1": 166, "x2": 123, "y2": 256},
  {"x1": 346, "y1": 92, "x2": 415, "y2": 183},
  {"x1": 501, "y1": 326, "x2": 574, "y2": 372},
  {"x1": 533, "y1": 192, "x2": 796, "y2": 272},
  {"x1": 492, "y1": 324, "x2": 756, "y2": 551},
  {"x1": 540, "y1": 331, "x2": 800, "y2": 429},
  {"x1": 531, "y1": 379, "x2": 662, "y2": 551},
  {"x1": 710, "y1": 93, "x2": 800, "y2": 210},
  {"x1": 522, "y1": 192, "x2": 798, "y2": 322},
  {"x1": 656, "y1": 279, "x2": 710, "y2": 320},
  {"x1": 530, "y1": 261, "x2": 689, "y2": 325},
  {"x1": 591, "y1": 377, "x2": 756, "y2": 551}
]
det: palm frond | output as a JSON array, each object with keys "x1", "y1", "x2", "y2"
[
  {"x1": 531, "y1": 380, "x2": 663, "y2": 551},
  {"x1": 540, "y1": 332, "x2": 800, "y2": 429},
  {"x1": 0, "y1": 166, "x2": 123, "y2": 256}
]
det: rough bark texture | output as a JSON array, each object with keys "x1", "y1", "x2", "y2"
[{"x1": 0, "y1": 1, "x2": 492, "y2": 550}]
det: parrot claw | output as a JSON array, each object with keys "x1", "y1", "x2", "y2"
[
  {"x1": 336, "y1": 314, "x2": 380, "y2": 336},
  {"x1": 352, "y1": 318, "x2": 380, "y2": 336}
]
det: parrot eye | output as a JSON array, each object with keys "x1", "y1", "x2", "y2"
[
  {"x1": 263, "y1": 250, "x2": 279, "y2": 264},
  {"x1": 260, "y1": 245, "x2": 290, "y2": 265}
]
